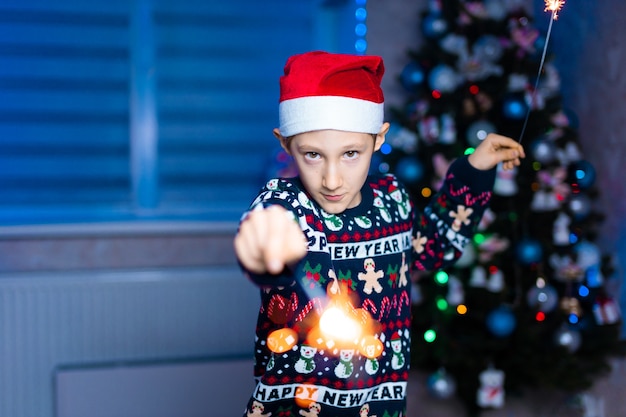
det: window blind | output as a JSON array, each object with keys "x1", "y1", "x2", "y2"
[{"x1": 0, "y1": 0, "x2": 356, "y2": 225}]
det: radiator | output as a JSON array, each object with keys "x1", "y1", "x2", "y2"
[{"x1": 0, "y1": 266, "x2": 259, "y2": 417}]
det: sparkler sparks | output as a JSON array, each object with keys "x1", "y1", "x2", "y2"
[{"x1": 544, "y1": 0, "x2": 565, "y2": 20}]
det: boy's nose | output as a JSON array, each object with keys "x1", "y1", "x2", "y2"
[{"x1": 322, "y1": 164, "x2": 342, "y2": 190}]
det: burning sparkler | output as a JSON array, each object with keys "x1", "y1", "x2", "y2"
[{"x1": 519, "y1": 0, "x2": 566, "y2": 143}]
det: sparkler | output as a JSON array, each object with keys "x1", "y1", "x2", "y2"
[
  {"x1": 267, "y1": 276, "x2": 383, "y2": 358},
  {"x1": 518, "y1": 0, "x2": 566, "y2": 143}
]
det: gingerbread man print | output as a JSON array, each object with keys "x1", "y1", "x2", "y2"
[
  {"x1": 247, "y1": 400, "x2": 271, "y2": 417},
  {"x1": 358, "y1": 258, "x2": 384, "y2": 294},
  {"x1": 449, "y1": 205, "x2": 473, "y2": 232}
]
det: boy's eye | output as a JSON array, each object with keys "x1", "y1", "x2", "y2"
[
  {"x1": 345, "y1": 151, "x2": 359, "y2": 159},
  {"x1": 305, "y1": 152, "x2": 320, "y2": 159}
]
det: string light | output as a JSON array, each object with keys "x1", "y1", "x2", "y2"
[
  {"x1": 424, "y1": 329, "x2": 437, "y2": 343},
  {"x1": 434, "y1": 270, "x2": 449, "y2": 285},
  {"x1": 436, "y1": 296, "x2": 448, "y2": 311},
  {"x1": 354, "y1": 1, "x2": 368, "y2": 54}
]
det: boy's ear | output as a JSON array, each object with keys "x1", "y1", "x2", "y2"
[
  {"x1": 273, "y1": 128, "x2": 291, "y2": 155},
  {"x1": 374, "y1": 122, "x2": 390, "y2": 151}
]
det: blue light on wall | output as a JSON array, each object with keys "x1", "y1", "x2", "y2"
[{"x1": 354, "y1": 0, "x2": 367, "y2": 54}]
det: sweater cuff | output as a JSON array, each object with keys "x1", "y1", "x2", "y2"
[{"x1": 449, "y1": 155, "x2": 496, "y2": 194}]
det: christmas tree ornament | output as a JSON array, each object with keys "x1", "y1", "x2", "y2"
[
  {"x1": 440, "y1": 33, "x2": 468, "y2": 57},
  {"x1": 592, "y1": 295, "x2": 622, "y2": 326},
  {"x1": 560, "y1": 296, "x2": 582, "y2": 317},
  {"x1": 400, "y1": 61, "x2": 425, "y2": 92},
  {"x1": 386, "y1": 123, "x2": 419, "y2": 153},
  {"x1": 552, "y1": 212, "x2": 571, "y2": 246},
  {"x1": 486, "y1": 305, "x2": 517, "y2": 337},
  {"x1": 569, "y1": 160, "x2": 596, "y2": 189},
  {"x1": 439, "y1": 113, "x2": 457, "y2": 144},
  {"x1": 466, "y1": 119, "x2": 496, "y2": 147},
  {"x1": 470, "y1": 265, "x2": 487, "y2": 287},
  {"x1": 458, "y1": 54, "x2": 503, "y2": 81},
  {"x1": 418, "y1": 115, "x2": 440, "y2": 144},
  {"x1": 515, "y1": 238, "x2": 543, "y2": 265},
  {"x1": 427, "y1": 368, "x2": 457, "y2": 399},
  {"x1": 502, "y1": 93, "x2": 528, "y2": 120},
  {"x1": 456, "y1": 242, "x2": 477, "y2": 267},
  {"x1": 592, "y1": 295, "x2": 622, "y2": 325},
  {"x1": 526, "y1": 281, "x2": 559, "y2": 312},
  {"x1": 478, "y1": 235, "x2": 510, "y2": 263},
  {"x1": 530, "y1": 137, "x2": 558, "y2": 164},
  {"x1": 556, "y1": 141, "x2": 583, "y2": 164},
  {"x1": 473, "y1": 35, "x2": 504, "y2": 61},
  {"x1": 421, "y1": 13, "x2": 449, "y2": 39},
  {"x1": 447, "y1": 275, "x2": 465, "y2": 305},
  {"x1": 485, "y1": 268, "x2": 505, "y2": 293},
  {"x1": 493, "y1": 164, "x2": 518, "y2": 196},
  {"x1": 531, "y1": 167, "x2": 570, "y2": 211},
  {"x1": 574, "y1": 240, "x2": 604, "y2": 287},
  {"x1": 554, "y1": 325, "x2": 582, "y2": 353},
  {"x1": 484, "y1": 0, "x2": 507, "y2": 20},
  {"x1": 428, "y1": 64, "x2": 459, "y2": 93},
  {"x1": 395, "y1": 157, "x2": 424, "y2": 184},
  {"x1": 549, "y1": 253, "x2": 584, "y2": 282},
  {"x1": 568, "y1": 194, "x2": 592, "y2": 219},
  {"x1": 477, "y1": 366, "x2": 505, "y2": 408}
]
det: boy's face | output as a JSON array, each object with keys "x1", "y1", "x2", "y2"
[{"x1": 275, "y1": 124, "x2": 388, "y2": 215}]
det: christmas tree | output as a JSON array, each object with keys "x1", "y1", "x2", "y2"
[{"x1": 378, "y1": 0, "x2": 624, "y2": 414}]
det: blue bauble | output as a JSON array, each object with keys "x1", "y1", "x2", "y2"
[
  {"x1": 473, "y1": 35, "x2": 504, "y2": 62},
  {"x1": 502, "y1": 94, "x2": 528, "y2": 120},
  {"x1": 568, "y1": 194, "x2": 592, "y2": 219},
  {"x1": 428, "y1": 64, "x2": 458, "y2": 93},
  {"x1": 527, "y1": 284, "x2": 558, "y2": 312},
  {"x1": 400, "y1": 61, "x2": 425, "y2": 92},
  {"x1": 569, "y1": 160, "x2": 596, "y2": 189},
  {"x1": 486, "y1": 306, "x2": 517, "y2": 337},
  {"x1": 530, "y1": 137, "x2": 557, "y2": 164},
  {"x1": 421, "y1": 13, "x2": 449, "y2": 39},
  {"x1": 515, "y1": 238, "x2": 543, "y2": 265},
  {"x1": 395, "y1": 157, "x2": 424, "y2": 184},
  {"x1": 427, "y1": 368, "x2": 457, "y2": 399},
  {"x1": 465, "y1": 120, "x2": 496, "y2": 147}
]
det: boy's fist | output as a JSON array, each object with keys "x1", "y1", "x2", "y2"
[
  {"x1": 469, "y1": 133, "x2": 525, "y2": 171},
  {"x1": 234, "y1": 205, "x2": 308, "y2": 274}
]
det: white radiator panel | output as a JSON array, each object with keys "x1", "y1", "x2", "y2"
[{"x1": 0, "y1": 267, "x2": 259, "y2": 417}]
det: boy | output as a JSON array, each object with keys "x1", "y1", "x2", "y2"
[{"x1": 235, "y1": 51, "x2": 524, "y2": 416}]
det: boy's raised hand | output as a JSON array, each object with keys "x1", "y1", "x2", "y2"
[
  {"x1": 468, "y1": 133, "x2": 525, "y2": 171},
  {"x1": 234, "y1": 205, "x2": 308, "y2": 275}
]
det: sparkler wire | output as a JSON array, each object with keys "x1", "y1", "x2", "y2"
[{"x1": 518, "y1": 9, "x2": 557, "y2": 144}]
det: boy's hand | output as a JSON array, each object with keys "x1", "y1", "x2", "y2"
[
  {"x1": 469, "y1": 133, "x2": 525, "y2": 171},
  {"x1": 234, "y1": 205, "x2": 308, "y2": 275}
]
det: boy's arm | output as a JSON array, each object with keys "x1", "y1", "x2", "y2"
[{"x1": 413, "y1": 133, "x2": 524, "y2": 271}]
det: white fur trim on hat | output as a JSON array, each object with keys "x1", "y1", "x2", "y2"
[{"x1": 279, "y1": 95, "x2": 384, "y2": 137}]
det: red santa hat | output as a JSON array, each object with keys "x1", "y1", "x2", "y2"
[{"x1": 278, "y1": 51, "x2": 385, "y2": 137}]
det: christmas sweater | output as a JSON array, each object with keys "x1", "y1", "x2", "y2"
[{"x1": 239, "y1": 156, "x2": 495, "y2": 417}]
